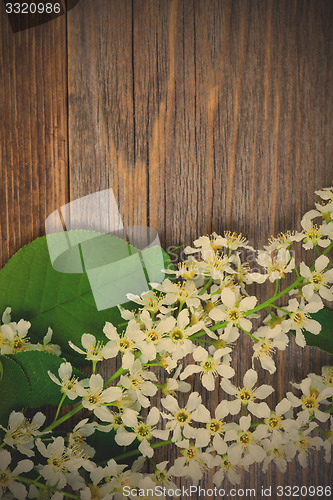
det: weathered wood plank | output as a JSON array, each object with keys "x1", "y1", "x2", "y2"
[
  {"x1": 67, "y1": 0, "x2": 150, "y2": 230},
  {"x1": 0, "y1": 5, "x2": 68, "y2": 268}
]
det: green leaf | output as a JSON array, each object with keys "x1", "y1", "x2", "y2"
[
  {"x1": 301, "y1": 309, "x2": 333, "y2": 354},
  {"x1": 0, "y1": 356, "x2": 31, "y2": 424},
  {"x1": 0, "y1": 351, "x2": 85, "y2": 425},
  {"x1": 88, "y1": 428, "x2": 139, "y2": 466},
  {"x1": 0, "y1": 233, "x2": 173, "y2": 360}
]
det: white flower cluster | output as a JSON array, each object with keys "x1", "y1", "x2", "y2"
[
  {"x1": 0, "y1": 307, "x2": 61, "y2": 356},
  {"x1": 0, "y1": 186, "x2": 333, "y2": 499},
  {"x1": 0, "y1": 367, "x2": 332, "y2": 499}
]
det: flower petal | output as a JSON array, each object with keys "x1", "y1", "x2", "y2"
[
  {"x1": 221, "y1": 288, "x2": 236, "y2": 308},
  {"x1": 243, "y1": 369, "x2": 258, "y2": 389},
  {"x1": 239, "y1": 296, "x2": 257, "y2": 312}
]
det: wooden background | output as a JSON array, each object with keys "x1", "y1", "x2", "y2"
[{"x1": 1, "y1": 0, "x2": 333, "y2": 496}]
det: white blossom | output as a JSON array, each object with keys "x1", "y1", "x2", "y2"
[
  {"x1": 289, "y1": 422, "x2": 323, "y2": 468},
  {"x1": 103, "y1": 321, "x2": 148, "y2": 369},
  {"x1": 221, "y1": 369, "x2": 274, "y2": 417},
  {"x1": 146, "y1": 460, "x2": 177, "y2": 490},
  {"x1": 180, "y1": 345, "x2": 234, "y2": 390},
  {"x1": 260, "y1": 398, "x2": 298, "y2": 436},
  {"x1": 154, "y1": 279, "x2": 206, "y2": 308},
  {"x1": 126, "y1": 290, "x2": 166, "y2": 313},
  {"x1": 213, "y1": 454, "x2": 241, "y2": 485},
  {"x1": 36, "y1": 437, "x2": 84, "y2": 490},
  {"x1": 135, "y1": 309, "x2": 175, "y2": 362},
  {"x1": 169, "y1": 440, "x2": 214, "y2": 484},
  {"x1": 89, "y1": 459, "x2": 141, "y2": 499},
  {"x1": 118, "y1": 359, "x2": 157, "y2": 409},
  {"x1": 0, "y1": 318, "x2": 31, "y2": 354},
  {"x1": 115, "y1": 407, "x2": 168, "y2": 458},
  {"x1": 262, "y1": 432, "x2": 294, "y2": 473},
  {"x1": 48, "y1": 362, "x2": 84, "y2": 401},
  {"x1": 69, "y1": 333, "x2": 118, "y2": 363},
  {"x1": 315, "y1": 186, "x2": 333, "y2": 202},
  {"x1": 161, "y1": 365, "x2": 191, "y2": 395},
  {"x1": 300, "y1": 218, "x2": 332, "y2": 250},
  {"x1": 0, "y1": 449, "x2": 33, "y2": 499},
  {"x1": 224, "y1": 415, "x2": 267, "y2": 466},
  {"x1": 287, "y1": 377, "x2": 333, "y2": 423},
  {"x1": 300, "y1": 255, "x2": 333, "y2": 301},
  {"x1": 256, "y1": 249, "x2": 295, "y2": 282},
  {"x1": 68, "y1": 419, "x2": 98, "y2": 459},
  {"x1": 30, "y1": 327, "x2": 61, "y2": 356},
  {"x1": 76, "y1": 374, "x2": 122, "y2": 421},
  {"x1": 281, "y1": 298, "x2": 323, "y2": 347},
  {"x1": 193, "y1": 402, "x2": 229, "y2": 452},
  {"x1": 160, "y1": 309, "x2": 202, "y2": 361},
  {"x1": 264, "y1": 231, "x2": 304, "y2": 252},
  {"x1": 161, "y1": 392, "x2": 210, "y2": 443},
  {"x1": 209, "y1": 288, "x2": 257, "y2": 335},
  {"x1": 252, "y1": 325, "x2": 289, "y2": 374},
  {"x1": 0, "y1": 411, "x2": 45, "y2": 457}
]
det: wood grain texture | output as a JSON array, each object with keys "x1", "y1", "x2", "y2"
[
  {"x1": 1, "y1": 0, "x2": 333, "y2": 495},
  {"x1": 67, "y1": 0, "x2": 150, "y2": 228},
  {"x1": 0, "y1": 3, "x2": 68, "y2": 268}
]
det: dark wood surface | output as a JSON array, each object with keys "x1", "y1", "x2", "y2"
[
  {"x1": 1, "y1": 0, "x2": 333, "y2": 495},
  {"x1": 0, "y1": 2, "x2": 68, "y2": 266}
]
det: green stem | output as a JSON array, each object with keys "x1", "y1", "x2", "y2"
[
  {"x1": 113, "y1": 439, "x2": 173, "y2": 462},
  {"x1": 92, "y1": 361, "x2": 97, "y2": 374},
  {"x1": 239, "y1": 326, "x2": 258, "y2": 343},
  {"x1": 177, "y1": 301, "x2": 184, "y2": 318},
  {"x1": 314, "y1": 244, "x2": 321, "y2": 257},
  {"x1": 274, "y1": 305, "x2": 290, "y2": 315},
  {"x1": 149, "y1": 457, "x2": 157, "y2": 470},
  {"x1": 117, "y1": 321, "x2": 128, "y2": 327},
  {"x1": 245, "y1": 276, "x2": 303, "y2": 316},
  {"x1": 171, "y1": 244, "x2": 184, "y2": 252},
  {"x1": 189, "y1": 329, "x2": 207, "y2": 340},
  {"x1": 321, "y1": 240, "x2": 333, "y2": 256},
  {"x1": 199, "y1": 278, "x2": 213, "y2": 296},
  {"x1": 15, "y1": 477, "x2": 80, "y2": 499},
  {"x1": 42, "y1": 404, "x2": 83, "y2": 434},
  {"x1": 204, "y1": 339, "x2": 217, "y2": 345},
  {"x1": 53, "y1": 393, "x2": 66, "y2": 422},
  {"x1": 265, "y1": 307, "x2": 275, "y2": 318},
  {"x1": 274, "y1": 279, "x2": 279, "y2": 296},
  {"x1": 104, "y1": 366, "x2": 126, "y2": 387}
]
